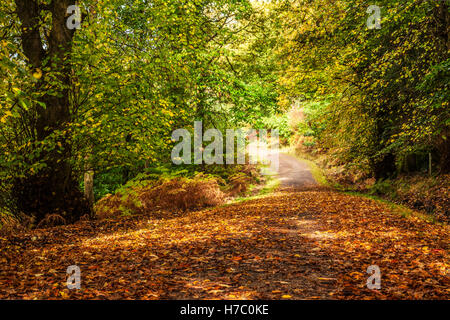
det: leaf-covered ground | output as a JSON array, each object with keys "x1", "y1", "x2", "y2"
[{"x1": 0, "y1": 188, "x2": 448, "y2": 299}]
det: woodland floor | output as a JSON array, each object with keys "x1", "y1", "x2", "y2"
[
  {"x1": 0, "y1": 154, "x2": 448, "y2": 299},
  {"x1": 0, "y1": 185, "x2": 448, "y2": 300}
]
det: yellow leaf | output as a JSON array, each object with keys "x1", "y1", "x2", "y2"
[{"x1": 33, "y1": 68, "x2": 42, "y2": 80}]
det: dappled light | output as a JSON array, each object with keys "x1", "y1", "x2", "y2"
[
  {"x1": 0, "y1": 0, "x2": 448, "y2": 304},
  {"x1": 1, "y1": 190, "x2": 448, "y2": 299}
]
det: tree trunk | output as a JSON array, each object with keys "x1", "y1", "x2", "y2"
[
  {"x1": 84, "y1": 169, "x2": 95, "y2": 209},
  {"x1": 13, "y1": 0, "x2": 90, "y2": 223}
]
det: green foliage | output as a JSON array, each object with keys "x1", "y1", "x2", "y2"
[
  {"x1": 272, "y1": 0, "x2": 450, "y2": 177},
  {"x1": 4, "y1": 0, "x2": 447, "y2": 223},
  {"x1": 368, "y1": 179, "x2": 396, "y2": 197},
  {"x1": 92, "y1": 168, "x2": 131, "y2": 201},
  {"x1": 297, "y1": 99, "x2": 331, "y2": 139},
  {"x1": 0, "y1": 0, "x2": 271, "y2": 219},
  {"x1": 259, "y1": 114, "x2": 291, "y2": 142}
]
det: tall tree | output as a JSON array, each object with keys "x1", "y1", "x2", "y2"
[{"x1": 9, "y1": 0, "x2": 89, "y2": 222}]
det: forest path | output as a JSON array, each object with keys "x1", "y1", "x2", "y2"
[
  {"x1": 0, "y1": 186, "x2": 448, "y2": 299},
  {"x1": 276, "y1": 153, "x2": 317, "y2": 188},
  {"x1": 247, "y1": 137, "x2": 316, "y2": 188},
  {"x1": 0, "y1": 146, "x2": 448, "y2": 299}
]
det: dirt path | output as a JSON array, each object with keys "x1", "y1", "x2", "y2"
[
  {"x1": 1, "y1": 190, "x2": 448, "y2": 300},
  {"x1": 0, "y1": 156, "x2": 448, "y2": 299},
  {"x1": 276, "y1": 153, "x2": 317, "y2": 188}
]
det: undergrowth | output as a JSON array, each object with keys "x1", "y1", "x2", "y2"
[{"x1": 95, "y1": 164, "x2": 263, "y2": 219}]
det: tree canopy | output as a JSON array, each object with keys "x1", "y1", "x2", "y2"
[{"x1": 0, "y1": 0, "x2": 448, "y2": 222}]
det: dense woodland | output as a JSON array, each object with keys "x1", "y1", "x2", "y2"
[
  {"x1": 0, "y1": 0, "x2": 448, "y2": 301},
  {"x1": 1, "y1": 0, "x2": 449, "y2": 223}
]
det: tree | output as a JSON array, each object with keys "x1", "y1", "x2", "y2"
[
  {"x1": 271, "y1": 0, "x2": 449, "y2": 178},
  {"x1": 0, "y1": 0, "x2": 257, "y2": 222},
  {"x1": 4, "y1": 0, "x2": 90, "y2": 222}
]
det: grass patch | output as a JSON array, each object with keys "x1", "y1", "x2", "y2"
[
  {"x1": 298, "y1": 158, "x2": 329, "y2": 187},
  {"x1": 282, "y1": 146, "x2": 330, "y2": 187},
  {"x1": 231, "y1": 171, "x2": 280, "y2": 204}
]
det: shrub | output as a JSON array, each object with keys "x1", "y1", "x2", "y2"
[
  {"x1": 227, "y1": 172, "x2": 253, "y2": 196},
  {"x1": 139, "y1": 174, "x2": 225, "y2": 212},
  {"x1": 369, "y1": 179, "x2": 396, "y2": 197},
  {"x1": 95, "y1": 174, "x2": 225, "y2": 219}
]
